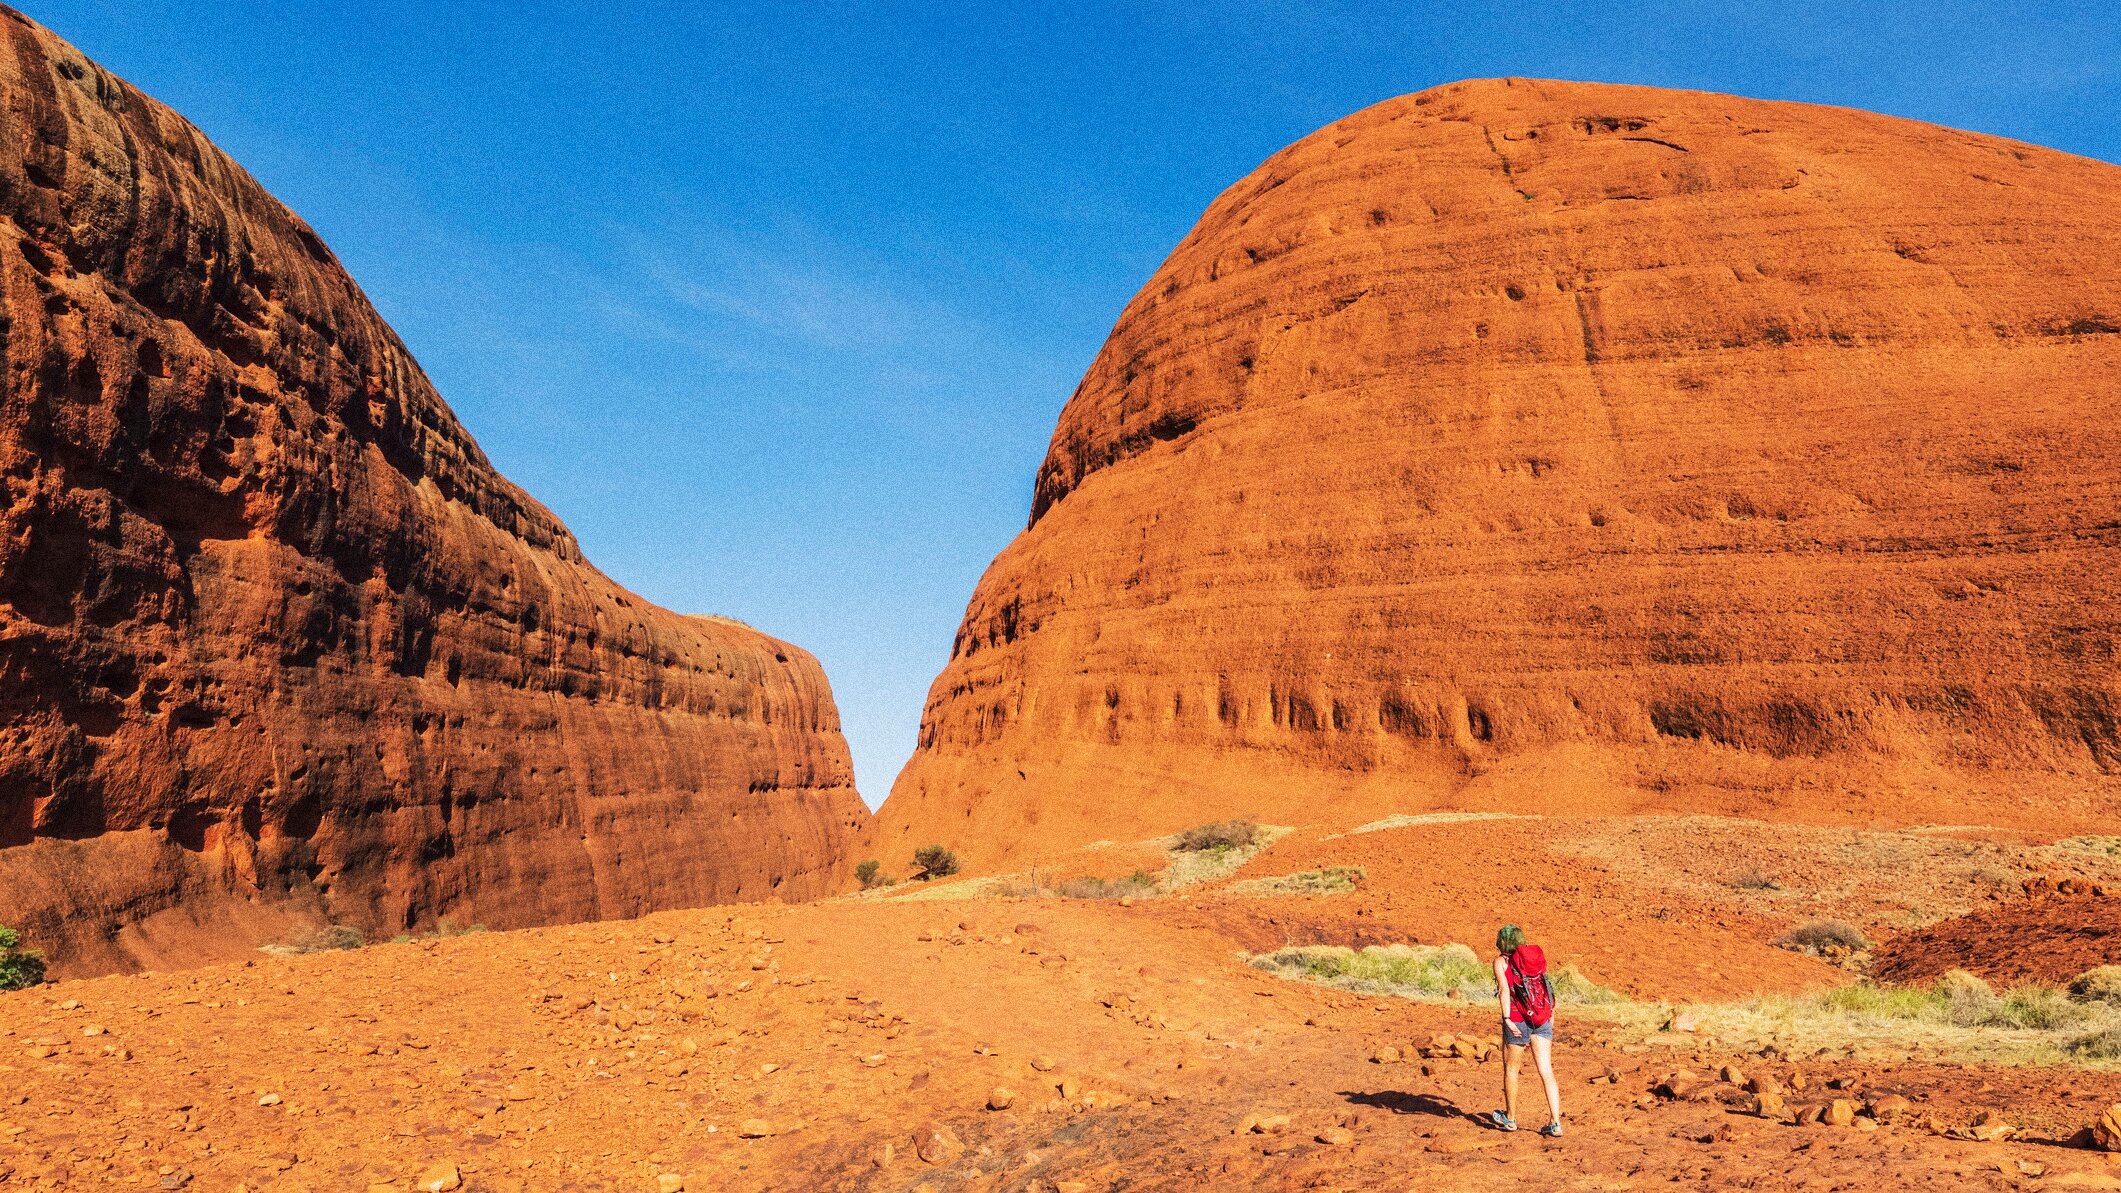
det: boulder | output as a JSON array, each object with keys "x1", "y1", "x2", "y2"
[
  {"x1": 2094, "y1": 1103, "x2": 2121, "y2": 1152},
  {"x1": 913, "y1": 1124, "x2": 964, "y2": 1164}
]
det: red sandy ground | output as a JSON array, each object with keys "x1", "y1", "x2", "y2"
[
  {"x1": 1874, "y1": 895, "x2": 2121, "y2": 986},
  {"x1": 4, "y1": 813, "x2": 2121, "y2": 1191}
]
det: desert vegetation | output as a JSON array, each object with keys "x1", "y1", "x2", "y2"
[
  {"x1": 1173, "y1": 819, "x2": 1258, "y2": 852},
  {"x1": 1624, "y1": 966, "x2": 2121, "y2": 1069},
  {"x1": 1252, "y1": 939, "x2": 2121, "y2": 1071},
  {"x1": 912, "y1": 845, "x2": 961, "y2": 880},
  {"x1": 0, "y1": 924, "x2": 45, "y2": 990},
  {"x1": 855, "y1": 859, "x2": 891, "y2": 889},
  {"x1": 1773, "y1": 919, "x2": 1870, "y2": 957},
  {"x1": 2070, "y1": 966, "x2": 2121, "y2": 1005},
  {"x1": 996, "y1": 871, "x2": 1159, "y2": 900},
  {"x1": 1249, "y1": 942, "x2": 1621, "y2": 1006},
  {"x1": 259, "y1": 925, "x2": 365, "y2": 956},
  {"x1": 1227, "y1": 866, "x2": 1367, "y2": 896}
]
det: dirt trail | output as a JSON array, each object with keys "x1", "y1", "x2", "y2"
[{"x1": 4, "y1": 884, "x2": 2119, "y2": 1191}]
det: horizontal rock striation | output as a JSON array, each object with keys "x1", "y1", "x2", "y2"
[
  {"x1": 875, "y1": 78, "x2": 2121, "y2": 870},
  {"x1": 0, "y1": 7, "x2": 866, "y2": 975}
]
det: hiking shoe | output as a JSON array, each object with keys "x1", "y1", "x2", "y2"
[
  {"x1": 1539, "y1": 1121, "x2": 1564, "y2": 1137},
  {"x1": 1487, "y1": 1111, "x2": 1517, "y2": 1131}
]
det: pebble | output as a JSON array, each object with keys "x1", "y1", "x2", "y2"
[
  {"x1": 413, "y1": 1162, "x2": 461, "y2": 1192},
  {"x1": 988, "y1": 1087, "x2": 1015, "y2": 1111},
  {"x1": 914, "y1": 1123, "x2": 964, "y2": 1164}
]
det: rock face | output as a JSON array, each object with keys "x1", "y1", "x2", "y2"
[
  {"x1": 0, "y1": 7, "x2": 866, "y2": 975},
  {"x1": 875, "y1": 78, "x2": 2121, "y2": 870}
]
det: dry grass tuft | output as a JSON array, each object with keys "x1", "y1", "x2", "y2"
[
  {"x1": 1248, "y1": 942, "x2": 1621, "y2": 1007},
  {"x1": 2070, "y1": 966, "x2": 2121, "y2": 1006},
  {"x1": 260, "y1": 924, "x2": 365, "y2": 956},
  {"x1": 1174, "y1": 819, "x2": 1259, "y2": 852},
  {"x1": 1227, "y1": 866, "x2": 1367, "y2": 896},
  {"x1": 995, "y1": 871, "x2": 1159, "y2": 900},
  {"x1": 1772, "y1": 919, "x2": 1869, "y2": 957}
]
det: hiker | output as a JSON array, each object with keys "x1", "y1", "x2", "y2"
[{"x1": 1487, "y1": 923, "x2": 1563, "y2": 1137}]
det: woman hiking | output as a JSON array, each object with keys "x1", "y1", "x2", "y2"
[{"x1": 1487, "y1": 924, "x2": 1564, "y2": 1136}]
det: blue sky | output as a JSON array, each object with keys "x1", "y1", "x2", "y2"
[{"x1": 29, "y1": 2, "x2": 2119, "y2": 805}]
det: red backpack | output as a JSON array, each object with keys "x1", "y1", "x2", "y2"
[{"x1": 1507, "y1": 944, "x2": 1556, "y2": 1028}]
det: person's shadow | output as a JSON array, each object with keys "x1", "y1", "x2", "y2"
[{"x1": 1341, "y1": 1089, "x2": 1479, "y2": 1123}]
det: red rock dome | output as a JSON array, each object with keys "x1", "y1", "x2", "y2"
[
  {"x1": 0, "y1": 7, "x2": 867, "y2": 974},
  {"x1": 874, "y1": 77, "x2": 2121, "y2": 870}
]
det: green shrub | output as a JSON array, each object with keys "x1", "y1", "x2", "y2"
[
  {"x1": 855, "y1": 859, "x2": 890, "y2": 889},
  {"x1": 912, "y1": 845, "x2": 960, "y2": 880},
  {"x1": 1174, "y1": 819, "x2": 1258, "y2": 852},
  {"x1": 1772, "y1": 919, "x2": 1870, "y2": 957},
  {"x1": 0, "y1": 925, "x2": 46, "y2": 991},
  {"x1": 2070, "y1": 965, "x2": 2121, "y2": 1005}
]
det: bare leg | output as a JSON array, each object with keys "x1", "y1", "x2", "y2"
[
  {"x1": 1502, "y1": 1041, "x2": 1524, "y2": 1122},
  {"x1": 1529, "y1": 1034, "x2": 1561, "y2": 1127}
]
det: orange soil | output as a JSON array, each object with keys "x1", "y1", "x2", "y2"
[
  {"x1": 1873, "y1": 894, "x2": 2121, "y2": 986},
  {"x1": 4, "y1": 893, "x2": 2119, "y2": 1191}
]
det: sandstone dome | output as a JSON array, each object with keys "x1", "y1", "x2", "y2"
[
  {"x1": 873, "y1": 77, "x2": 2121, "y2": 871},
  {"x1": 0, "y1": 7, "x2": 867, "y2": 974}
]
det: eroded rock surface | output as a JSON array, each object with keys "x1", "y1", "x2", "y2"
[
  {"x1": 876, "y1": 78, "x2": 2121, "y2": 870},
  {"x1": 0, "y1": 7, "x2": 865, "y2": 974}
]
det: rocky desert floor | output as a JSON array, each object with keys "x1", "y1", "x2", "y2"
[{"x1": 6, "y1": 812, "x2": 2121, "y2": 1192}]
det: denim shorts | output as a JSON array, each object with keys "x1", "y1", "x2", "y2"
[{"x1": 1503, "y1": 1016, "x2": 1554, "y2": 1047}]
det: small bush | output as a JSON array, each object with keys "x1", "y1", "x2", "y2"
[
  {"x1": 1772, "y1": 919, "x2": 1870, "y2": 957},
  {"x1": 261, "y1": 924, "x2": 365, "y2": 956},
  {"x1": 2069, "y1": 965, "x2": 2121, "y2": 1005},
  {"x1": 1731, "y1": 868, "x2": 1784, "y2": 891},
  {"x1": 1174, "y1": 819, "x2": 1258, "y2": 852},
  {"x1": 912, "y1": 845, "x2": 960, "y2": 880},
  {"x1": 432, "y1": 918, "x2": 487, "y2": 938},
  {"x1": 855, "y1": 859, "x2": 889, "y2": 889},
  {"x1": 0, "y1": 925, "x2": 46, "y2": 991}
]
